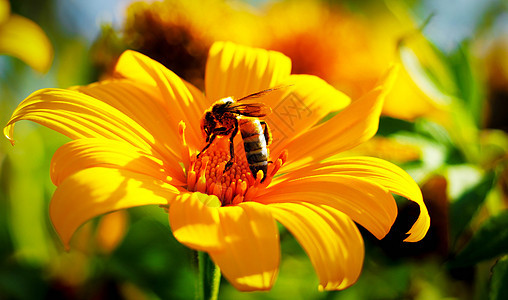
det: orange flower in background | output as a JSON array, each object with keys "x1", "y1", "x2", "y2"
[
  {"x1": 264, "y1": 0, "x2": 452, "y2": 121},
  {"x1": 94, "y1": 0, "x2": 453, "y2": 121},
  {"x1": 264, "y1": 0, "x2": 381, "y2": 100},
  {"x1": 93, "y1": 0, "x2": 260, "y2": 88},
  {"x1": 4, "y1": 41, "x2": 429, "y2": 291}
]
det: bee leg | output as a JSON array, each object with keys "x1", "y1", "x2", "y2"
[
  {"x1": 225, "y1": 120, "x2": 239, "y2": 171},
  {"x1": 197, "y1": 134, "x2": 217, "y2": 158},
  {"x1": 260, "y1": 121, "x2": 272, "y2": 146}
]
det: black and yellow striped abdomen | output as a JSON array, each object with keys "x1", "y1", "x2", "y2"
[{"x1": 239, "y1": 118, "x2": 268, "y2": 181}]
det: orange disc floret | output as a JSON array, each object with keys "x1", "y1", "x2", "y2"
[{"x1": 179, "y1": 120, "x2": 284, "y2": 206}]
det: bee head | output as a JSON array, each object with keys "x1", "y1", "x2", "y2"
[{"x1": 201, "y1": 111, "x2": 216, "y2": 142}]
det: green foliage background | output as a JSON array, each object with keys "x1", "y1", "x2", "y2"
[{"x1": 1, "y1": 0, "x2": 508, "y2": 299}]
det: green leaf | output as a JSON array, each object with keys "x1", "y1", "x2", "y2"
[
  {"x1": 378, "y1": 116, "x2": 416, "y2": 136},
  {"x1": 450, "y1": 211, "x2": 508, "y2": 267},
  {"x1": 449, "y1": 171, "x2": 496, "y2": 242},
  {"x1": 447, "y1": 44, "x2": 484, "y2": 127},
  {"x1": 414, "y1": 118, "x2": 451, "y2": 143},
  {"x1": 490, "y1": 256, "x2": 508, "y2": 300},
  {"x1": 110, "y1": 217, "x2": 195, "y2": 300}
]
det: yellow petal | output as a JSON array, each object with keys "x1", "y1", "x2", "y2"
[
  {"x1": 96, "y1": 210, "x2": 129, "y2": 254},
  {"x1": 382, "y1": 0, "x2": 454, "y2": 120},
  {"x1": 4, "y1": 88, "x2": 158, "y2": 154},
  {"x1": 383, "y1": 68, "x2": 440, "y2": 120},
  {"x1": 50, "y1": 167, "x2": 180, "y2": 250},
  {"x1": 261, "y1": 74, "x2": 351, "y2": 157},
  {"x1": 113, "y1": 50, "x2": 206, "y2": 148},
  {"x1": 259, "y1": 174, "x2": 397, "y2": 240},
  {"x1": 305, "y1": 156, "x2": 430, "y2": 242},
  {"x1": 50, "y1": 138, "x2": 185, "y2": 187},
  {"x1": 169, "y1": 192, "x2": 224, "y2": 252},
  {"x1": 0, "y1": 14, "x2": 52, "y2": 73},
  {"x1": 205, "y1": 41, "x2": 291, "y2": 102},
  {"x1": 0, "y1": 0, "x2": 9, "y2": 23},
  {"x1": 282, "y1": 65, "x2": 398, "y2": 171},
  {"x1": 209, "y1": 202, "x2": 280, "y2": 291},
  {"x1": 75, "y1": 79, "x2": 185, "y2": 164},
  {"x1": 268, "y1": 202, "x2": 364, "y2": 290}
]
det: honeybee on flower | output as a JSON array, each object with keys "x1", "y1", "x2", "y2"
[{"x1": 5, "y1": 41, "x2": 429, "y2": 291}]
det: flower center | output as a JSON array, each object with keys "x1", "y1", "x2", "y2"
[
  {"x1": 187, "y1": 149, "x2": 253, "y2": 205},
  {"x1": 179, "y1": 121, "x2": 286, "y2": 206}
]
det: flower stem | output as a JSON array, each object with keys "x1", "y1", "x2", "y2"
[{"x1": 197, "y1": 251, "x2": 221, "y2": 300}]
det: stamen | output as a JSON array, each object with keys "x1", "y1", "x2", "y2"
[
  {"x1": 195, "y1": 156, "x2": 209, "y2": 193},
  {"x1": 178, "y1": 121, "x2": 191, "y2": 171},
  {"x1": 224, "y1": 187, "x2": 233, "y2": 205},
  {"x1": 187, "y1": 169, "x2": 197, "y2": 191}
]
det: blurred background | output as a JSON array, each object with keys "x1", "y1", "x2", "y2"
[{"x1": 1, "y1": 0, "x2": 508, "y2": 299}]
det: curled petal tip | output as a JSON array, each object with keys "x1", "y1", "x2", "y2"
[{"x1": 3, "y1": 126, "x2": 15, "y2": 145}]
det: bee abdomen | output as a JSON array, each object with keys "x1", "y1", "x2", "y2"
[
  {"x1": 245, "y1": 147, "x2": 269, "y2": 164},
  {"x1": 239, "y1": 119, "x2": 269, "y2": 180},
  {"x1": 245, "y1": 147, "x2": 268, "y2": 180}
]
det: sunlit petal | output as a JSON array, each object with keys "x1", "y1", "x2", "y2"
[
  {"x1": 113, "y1": 50, "x2": 205, "y2": 147},
  {"x1": 75, "y1": 79, "x2": 185, "y2": 165},
  {"x1": 205, "y1": 41, "x2": 291, "y2": 102},
  {"x1": 50, "y1": 138, "x2": 185, "y2": 187},
  {"x1": 0, "y1": 14, "x2": 52, "y2": 73},
  {"x1": 51, "y1": 167, "x2": 180, "y2": 250},
  {"x1": 261, "y1": 74, "x2": 351, "y2": 156},
  {"x1": 209, "y1": 202, "x2": 279, "y2": 291},
  {"x1": 169, "y1": 192, "x2": 224, "y2": 252},
  {"x1": 268, "y1": 202, "x2": 364, "y2": 290},
  {"x1": 300, "y1": 156, "x2": 429, "y2": 242},
  {"x1": 4, "y1": 88, "x2": 159, "y2": 154},
  {"x1": 259, "y1": 174, "x2": 397, "y2": 240},
  {"x1": 281, "y1": 65, "x2": 398, "y2": 171}
]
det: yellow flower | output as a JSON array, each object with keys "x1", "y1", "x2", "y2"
[
  {"x1": 4, "y1": 41, "x2": 429, "y2": 291},
  {"x1": 0, "y1": 0, "x2": 52, "y2": 72}
]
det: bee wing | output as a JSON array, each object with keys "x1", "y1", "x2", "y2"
[
  {"x1": 236, "y1": 85, "x2": 288, "y2": 102},
  {"x1": 229, "y1": 85, "x2": 291, "y2": 117},
  {"x1": 227, "y1": 103, "x2": 272, "y2": 117}
]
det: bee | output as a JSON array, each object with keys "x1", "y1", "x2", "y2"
[{"x1": 198, "y1": 88, "x2": 278, "y2": 182}]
